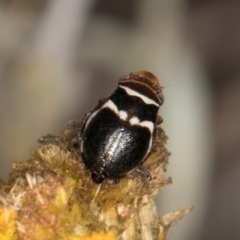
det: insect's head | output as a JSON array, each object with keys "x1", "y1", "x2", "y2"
[{"x1": 118, "y1": 70, "x2": 164, "y2": 106}]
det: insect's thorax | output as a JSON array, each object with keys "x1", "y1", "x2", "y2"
[{"x1": 109, "y1": 87, "x2": 159, "y2": 123}]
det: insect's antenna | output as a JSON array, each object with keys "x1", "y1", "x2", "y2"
[
  {"x1": 162, "y1": 83, "x2": 182, "y2": 88},
  {"x1": 91, "y1": 184, "x2": 102, "y2": 203}
]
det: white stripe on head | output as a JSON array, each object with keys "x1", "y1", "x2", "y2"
[{"x1": 119, "y1": 86, "x2": 159, "y2": 107}]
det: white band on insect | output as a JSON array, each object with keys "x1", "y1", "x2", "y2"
[{"x1": 119, "y1": 86, "x2": 159, "y2": 107}]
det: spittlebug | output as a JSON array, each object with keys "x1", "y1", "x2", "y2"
[{"x1": 69, "y1": 71, "x2": 164, "y2": 184}]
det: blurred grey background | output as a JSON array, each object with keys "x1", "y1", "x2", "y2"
[{"x1": 0, "y1": 0, "x2": 240, "y2": 239}]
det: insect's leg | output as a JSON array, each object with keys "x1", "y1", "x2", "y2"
[
  {"x1": 91, "y1": 169, "x2": 108, "y2": 184},
  {"x1": 98, "y1": 97, "x2": 107, "y2": 104},
  {"x1": 156, "y1": 115, "x2": 163, "y2": 125},
  {"x1": 68, "y1": 111, "x2": 92, "y2": 151},
  {"x1": 113, "y1": 178, "x2": 120, "y2": 184},
  {"x1": 136, "y1": 166, "x2": 152, "y2": 181}
]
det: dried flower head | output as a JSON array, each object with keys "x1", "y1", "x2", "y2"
[{"x1": 0, "y1": 121, "x2": 190, "y2": 240}]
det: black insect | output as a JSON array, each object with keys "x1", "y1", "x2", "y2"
[{"x1": 69, "y1": 71, "x2": 164, "y2": 184}]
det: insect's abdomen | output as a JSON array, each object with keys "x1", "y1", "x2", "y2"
[{"x1": 81, "y1": 108, "x2": 152, "y2": 179}]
